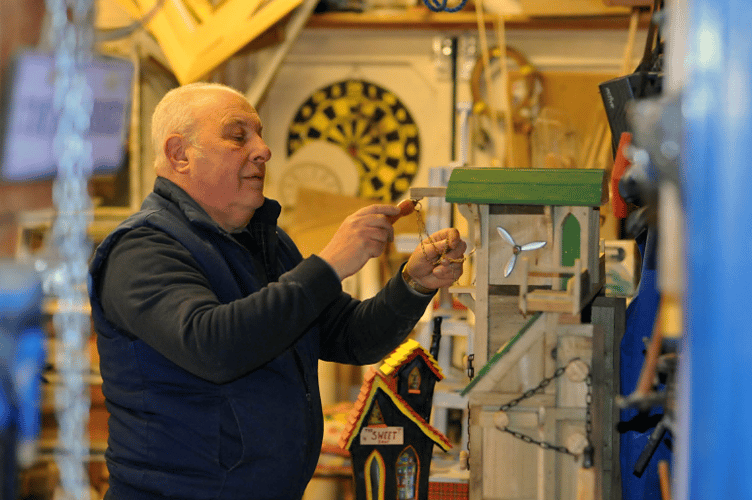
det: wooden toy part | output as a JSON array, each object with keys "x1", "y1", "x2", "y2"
[
  {"x1": 658, "y1": 460, "x2": 672, "y2": 500},
  {"x1": 386, "y1": 199, "x2": 417, "y2": 225},
  {"x1": 576, "y1": 466, "x2": 595, "y2": 500},
  {"x1": 565, "y1": 359, "x2": 590, "y2": 383},
  {"x1": 492, "y1": 410, "x2": 509, "y2": 431},
  {"x1": 566, "y1": 432, "x2": 588, "y2": 456},
  {"x1": 459, "y1": 450, "x2": 469, "y2": 470}
]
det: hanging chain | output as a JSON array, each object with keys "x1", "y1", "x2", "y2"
[
  {"x1": 582, "y1": 368, "x2": 594, "y2": 468},
  {"x1": 497, "y1": 358, "x2": 593, "y2": 459},
  {"x1": 41, "y1": 1, "x2": 95, "y2": 499},
  {"x1": 411, "y1": 199, "x2": 475, "y2": 287},
  {"x1": 412, "y1": 200, "x2": 473, "y2": 266}
]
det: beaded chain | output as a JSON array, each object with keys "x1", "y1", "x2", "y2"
[{"x1": 410, "y1": 200, "x2": 474, "y2": 284}]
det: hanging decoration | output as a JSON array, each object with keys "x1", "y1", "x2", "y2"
[{"x1": 42, "y1": 0, "x2": 94, "y2": 498}]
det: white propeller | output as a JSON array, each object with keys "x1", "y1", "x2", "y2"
[{"x1": 497, "y1": 226, "x2": 547, "y2": 277}]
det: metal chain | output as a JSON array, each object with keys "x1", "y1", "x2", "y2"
[
  {"x1": 502, "y1": 427, "x2": 577, "y2": 457},
  {"x1": 41, "y1": 1, "x2": 94, "y2": 499},
  {"x1": 498, "y1": 358, "x2": 592, "y2": 459},
  {"x1": 585, "y1": 371, "x2": 593, "y2": 442}
]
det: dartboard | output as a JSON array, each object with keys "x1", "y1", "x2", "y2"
[{"x1": 286, "y1": 79, "x2": 420, "y2": 202}]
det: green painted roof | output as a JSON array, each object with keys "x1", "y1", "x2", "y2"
[{"x1": 445, "y1": 168, "x2": 609, "y2": 206}]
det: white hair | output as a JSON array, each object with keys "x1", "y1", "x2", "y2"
[{"x1": 151, "y1": 82, "x2": 247, "y2": 171}]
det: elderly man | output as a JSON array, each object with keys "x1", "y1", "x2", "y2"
[{"x1": 88, "y1": 82, "x2": 466, "y2": 500}]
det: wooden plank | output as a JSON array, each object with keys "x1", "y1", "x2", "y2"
[
  {"x1": 556, "y1": 331, "x2": 593, "y2": 408},
  {"x1": 475, "y1": 204, "x2": 490, "y2": 368},
  {"x1": 590, "y1": 296, "x2": 626, "y2": 500},
  {"x1": 526, "y1": 298, "x2": 574, "y2": 313},
  {"x1": 118, "y1": 0, "x2": 305, "y2": 83},
  {"x1": 409, "y1": 186, "x2": 447, "y2": 199},
  {"x1": 602, "y1": 0, "x2": 651, "y2": 5},
  {"x1": 306, "y1": 7, "x2": 650, "y2": 31},
  {"x1": 462, "y1": 312, "x2": 545, "y2": 395},
  {"x1": 520, "y1": 0, "x2": 630, "y2": 15},
  {"x1": 469, "y1": 404, "x2": 484, "y2": 500}
]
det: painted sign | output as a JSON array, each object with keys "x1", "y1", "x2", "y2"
[{"x1": 361, "y1": 427, "x2": 404, "y2": 446}]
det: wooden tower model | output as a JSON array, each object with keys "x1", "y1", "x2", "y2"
[{"x1": 409, "y1": 168, "x2": 624, "y2": 500}]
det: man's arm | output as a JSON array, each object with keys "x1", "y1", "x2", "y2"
[
  {"x1": 314, "y1": 202, "x2": 467, "y2": 365},
  {"x1": 98, "y1": 227, "x2": 343, "y2": 384},
  {"x1": 316, "y1": 264, "x2": 435, "y2": 365}
]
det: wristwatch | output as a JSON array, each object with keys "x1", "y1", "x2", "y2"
[{"x1": 401, "y1": 265, "x2": 435, "y2": 295}]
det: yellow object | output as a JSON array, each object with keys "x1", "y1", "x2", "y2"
[
  {"x1": 659, "y1": 293, "x2": 683, "y2": 339},
  {"x1": 115, "y1": 0, "x2": 304, "y2": 83},
  {"x1": 380, "y1": 338, "x2": 444, "y2": 379}
]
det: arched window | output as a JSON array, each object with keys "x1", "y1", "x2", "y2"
[
  {"x1": 396, "y1": 446, "x2": 419, "y2": 500},
  {"x1": 366, "y1": 450, "x2": 385, "y2": 500},
  {"x1": 368, "y1": 401, "x2": 386, "y2": 426},
  {"x1": 408, "y1": 366, "x2": 421, "y2": 394},
  {"x1": 561, "y1": 213, "x2": 581, "y2": 289}
]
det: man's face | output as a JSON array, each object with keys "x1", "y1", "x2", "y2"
[{"x1": 184, "y1": 89, "x2": 271, "y2": 232}]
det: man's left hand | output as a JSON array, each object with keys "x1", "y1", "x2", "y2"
[{"x1": 403, "y1": 228, "x2": 467, "y2": 292}]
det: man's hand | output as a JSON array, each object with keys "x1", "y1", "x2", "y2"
[
  {"x1": 319, "y1": 202, "x2": 411, "y2": 280},
  {"x1": 403, "y1": 228, "x2": 467, "y2": 292}
]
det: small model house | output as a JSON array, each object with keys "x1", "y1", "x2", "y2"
[
  {"x1": 445, "y1": 168, "x2": 608, "y2": 319},
  {"x1": 339, "y1": 339, "x2": 452, "y2": 500}
]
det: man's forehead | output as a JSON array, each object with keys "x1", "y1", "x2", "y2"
[
  {"x1": 220, "y1": 112, "x2": 261, "y2": 129},
  {"x1": 196, "y1": 88, "x2": 255, "y2": 112},
  {"x1": 195, "y1": 93, "x2": 260, "y2": 128}
]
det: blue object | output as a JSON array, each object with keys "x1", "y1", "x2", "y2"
[
  {"x1": 620, "y1": 229, "x2": 672, "y2": 500},
  {"x1": 421, "y1": 0, "x2": 468, "y2": 13},
  {"x1": 678, "y1": 0, "x2": 752, "y2": 498},
  {"x1": 0, "y1": 261, "x2": 45, "y2": 498}
]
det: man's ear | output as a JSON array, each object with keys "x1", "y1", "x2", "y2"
[{"x1": 164, "y1": 134, "x2": 190, "y2": 173}]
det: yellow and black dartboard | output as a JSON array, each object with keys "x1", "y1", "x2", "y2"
[{"x1": 286, "y1": 79, "x2": 420, "y2": 202}]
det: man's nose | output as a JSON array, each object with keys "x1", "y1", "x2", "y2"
[{"x1": 251, "y1": 139, "x2": 272, "y2": 163}]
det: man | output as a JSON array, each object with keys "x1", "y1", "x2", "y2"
[{"x1": 88, "y1": 82, "x2": 466, "y2": 500}]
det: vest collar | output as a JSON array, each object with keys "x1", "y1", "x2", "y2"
[{"x1": 152, "y1": 177, "x2": 282, "y2": 234}]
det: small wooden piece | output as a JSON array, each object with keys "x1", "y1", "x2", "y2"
[
  {"x1": 566, "y1": 433, "x2": 589, "y2": 456},
  {"x1": 492, "y1": 410, "x2": 510, "y2": 430},
  {"x1": 658, "y1": 460, "x2": 672, "y2": 500},
  {"x1": 576, "y1": 466, "x2": 595, "y2": 500},
  {"x1": 565, "y1": 359, "x2": 590, "y2": 383}
]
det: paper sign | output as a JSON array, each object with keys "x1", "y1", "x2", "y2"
[{"x1": 360, "y1": 427, "x2": 404, "y2": 446}]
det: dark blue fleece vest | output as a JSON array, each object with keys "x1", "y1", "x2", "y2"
[{"x1": 88, "y1": 191, "x2": 323, "y2": 500}]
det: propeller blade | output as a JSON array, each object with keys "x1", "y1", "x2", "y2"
[
  {"x1": 520, "y1": 240, "x2": 547, "y2": 252},
  {"x1": 504, "y1": 253, "x2": 517, "y2": 277},
  {"x1": 497, "y1": 226, "x2": 515, "y2": 246}
]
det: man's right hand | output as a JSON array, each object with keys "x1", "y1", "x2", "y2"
[{"x1": 318, "y1": 203, "x2": 407, "y2": 280}]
